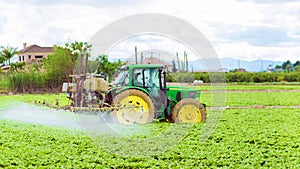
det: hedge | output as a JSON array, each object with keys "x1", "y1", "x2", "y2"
[{"x1": 167, "y1": 72, "x2": 300, "y2": 83}]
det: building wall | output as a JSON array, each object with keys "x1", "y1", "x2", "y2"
[{"x1": 19, "y1": 52, "x2": 52, "y2": 63}]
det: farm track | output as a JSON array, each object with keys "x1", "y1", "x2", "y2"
[{"x1": 203, "y1": 89, "x2": 300, "y2": 93}]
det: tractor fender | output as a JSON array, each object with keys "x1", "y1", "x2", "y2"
[
  {"x1": 115, "y1": 86, "x2": 150, "y2": 96},
  {"x1": 107, "y1": 86, "x2": 150, "y2": 102}
]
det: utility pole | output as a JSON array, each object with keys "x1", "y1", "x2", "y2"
[
  {"x1": 141, "y1": 52, "x2": 143, "y2": 64},
  {"x1": 176, "y1": 52, "x2": 180, "y2": 72},
  {"x1": 135, "y1": 46, "x2": 137, "y2": 64},
  {"x1": 150, "y1": 52, "x2": 153, "y2": 63},
  {"x1": 159, "y1": 53, "x2": 161, "y2": 63},
  {"x1": 183, "y1": 52, "x2": 186, "y2": 72},
  {"x1": 184, "y1": 51, "x2": 188, "y2": 72}
]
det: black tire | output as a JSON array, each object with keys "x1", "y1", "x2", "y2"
[
  {"x1": 171, "y1": 98, "x2": 206, "y2": 123},
  {"x1": 111, "y1": 89, "x2": 155, "y2": 124}
]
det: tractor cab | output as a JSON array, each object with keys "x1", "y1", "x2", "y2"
[
  {"x1": 111, "y1": 64, "x2": 165, "y2": 89},
  {"x1": 108, "y1": 64, "x2": 167, "y2": 116}
]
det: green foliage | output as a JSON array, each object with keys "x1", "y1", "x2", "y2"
[
  {"x1": 0, "y1": 55, "x2": 6, "y2": 66},
  {"x1": 44, "y1": 48, "x2": 74, "y2": 83},
  {"x1": 295, "y1": 65, "x2": 300, "y2": 72},
  {"x1": 202, "y1": 91, "x2": 300, "y2": 107},
  {"x1": 0, "y1": 45, "x2": 19, "y2": 65},
  {"x1": 294, "y1": 60, "x2": 300, "y2": 67},
  {"x1": 194, "y1": 72, "x2": 210, "y2": 83},
  {"x1": 96, "y1": 55, "x2": 123, "y2": 81},
  {"x1": 7, "y1": 47, "x2": 75, "y2": 93},
  {"x1": 58, "y1": 41, "x2": 91, "y2": 60},
  {"x1": 283, "y1": 72, "x2": 300, "y2": 82},
  {"x1": 168, "y1": 72, "x2": 300, "y2": 83},
  {"x1": 169, "y1": 72, "x2": 195, "y2": 83},
  {"x1": 0, "y1": 93, "x2": 69, "y2": 107},
  {"x1": 1, "y1": 85, "x2": 300, "y2": 168},
  {"x1": 9, "y1": 62, "x2": 26, "y2": 73},
  {"x1": 0, "y1": 107, "x2": 299, "y2": 168},
  {"x1": 197, "y1": 84, "x2": 300, "y2": 91},
  {"x1": 7, "y1": 72, "x2": 50, "y2": 93},
  {"x1": 276, "y1": 60, "x2": 300, "y2": 72},
  {"x1": 0, "y1": 74, "x2": 9, "y2": 92}
]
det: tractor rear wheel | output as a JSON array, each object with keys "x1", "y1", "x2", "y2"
[
  {"x1": 111, "y1": 89, "x2": 155, "y2": 124},
  {"x1": 171, "y1": 98, "x2": 206, "y2": 123}
]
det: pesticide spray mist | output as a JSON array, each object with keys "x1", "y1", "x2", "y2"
[{"x1": 0, "y1": 102, "x2": 82, "y2": 130}]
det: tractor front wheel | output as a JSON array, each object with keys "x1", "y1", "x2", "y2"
[
  {"x1": 171, "y1": 98, "x2": 206, "y2": 123},
  {"x1": 111, "y1": 89, "x2": 155, "y2": 124}
]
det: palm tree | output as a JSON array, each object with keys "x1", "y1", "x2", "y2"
[{"x1": 0, "y1": 45, "x2": 19, "y2": 65}]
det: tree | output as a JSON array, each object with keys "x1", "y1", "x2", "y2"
[
  {"x1": 57, "y1": 41, "x2": 91, "y2": 63},
  {"x1": 43, "y1": 47, "x2": 75, "y2": 83},
  {"x1": 294, "y1": 60, "x2": 300, "y2": 67},
  {"x1": 0, "y1": 45, "x2": 19, "y2": 65},
  {"x1": 282, "y1": 60, "x2": 291, "y2": 70},
  {"x1": 95, "y1": 55, "x2": 123, "y2": 82},
  {"x1": 295, "y1": 65, "x2": 300, "y2": 72},
  {"x1": 275, "y1": 65, "x2": 282, "y2": 69}
]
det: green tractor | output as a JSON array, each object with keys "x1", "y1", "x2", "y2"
[
  {"x1": 103, "y1": 64, "x2": 206, "y2": 124},
  {"x1": 65, "y1": 64, "x2": 206, "y2": 124}
]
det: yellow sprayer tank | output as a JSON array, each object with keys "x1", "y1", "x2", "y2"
[{"x1": 84, "y1": 77, "x2": 108, "y2": 93}]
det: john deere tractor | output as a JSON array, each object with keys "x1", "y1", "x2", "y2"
[
  {"x1": 105, "y1": 64, "x2": 206, "y2": 124},
  {"x1": 65, "y1": 63, "x2": 206, "y2": 124}
]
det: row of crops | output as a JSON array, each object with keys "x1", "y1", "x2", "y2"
[{"x1": 0, "y1": 84, "x2": 299, "y2": 168}]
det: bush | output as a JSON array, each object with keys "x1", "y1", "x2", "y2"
[
  {"x1": 283, "y1": 72, "x2": 300, "y2": 82},
  {"x1": 7, "y1": 71, "x2": 59, "y2": 93},
  {"x1": 253, "y1": 72, "x2": 278, "y2": 83},
  {"x1": 167, "y1": 72, "x2": 300, "y2": 83},
  {"x1": 225, "y1": 72, "x2": 254, "y2": 83},
  {"x1": 171, "y1": 72, "x2": 195, "y2": 83},
  {"x1": 0, "y1": 74, "x2": 9, "y2": 92}
]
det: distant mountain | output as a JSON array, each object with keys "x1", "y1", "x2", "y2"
[{"x1": 190, "y1": 58, "x2": 283, "y2": 72}]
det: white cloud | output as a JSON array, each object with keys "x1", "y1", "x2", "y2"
[
  {"x1": 215, "y1": 41, "x2": 300, "y2": 62},
  {"x1": 0, "y1": 0, "x2": 299, "y2": 63},
  {"x1": 108, "y1": 35, "x2": 197, "y2": 62}
]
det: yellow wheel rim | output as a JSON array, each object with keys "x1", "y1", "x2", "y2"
[
  {"x1": 177, "y1": 105, "x2": 201, "y2": 123},
  {"x1": 116, "y1": 96, "x2": 150, "y2": 124}
]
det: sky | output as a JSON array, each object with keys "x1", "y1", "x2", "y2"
[{"x1": 0, "y1": 0, "x2": 300, "y2": 62}]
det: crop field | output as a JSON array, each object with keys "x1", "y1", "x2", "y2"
[
  {"x1": 201, "y1": 92, "x2": 300, "y2": 107},
  {"x1": 0, "y1": 84, "x2": 299, "y2": 168},
  {"x1": 196, "y1": 83, "x2": 300, "y2": 91}
]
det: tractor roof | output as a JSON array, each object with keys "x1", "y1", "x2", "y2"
[{"x1": 120, "y1": 64, "x2": 164, "y2": 70}]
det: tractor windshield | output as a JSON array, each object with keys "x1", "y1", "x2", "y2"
[{"x1": 112, "y1": 69, "x2": 129, "y2": 86}]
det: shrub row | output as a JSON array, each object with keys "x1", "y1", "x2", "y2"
[
  {"x1": 167, "y1": 72, "x2": 300, "y2": 83},
  {"x1": 7, "y1": 72, "x2": 64, "y2": 93}
]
